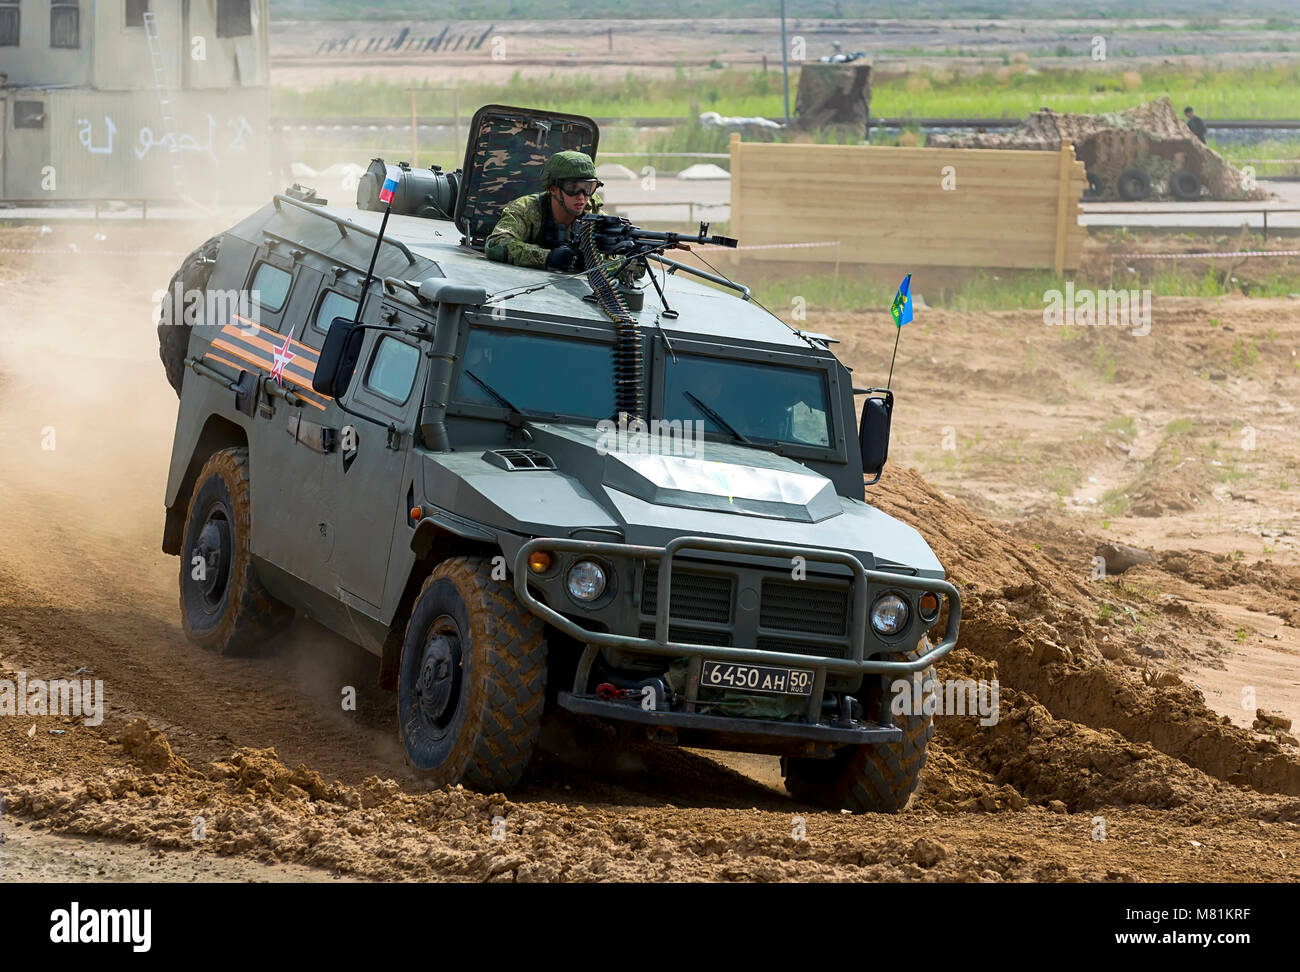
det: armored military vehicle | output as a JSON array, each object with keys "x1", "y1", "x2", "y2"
[{"x1": 157, "y1": 105, "x2": 960, "y2": 812}]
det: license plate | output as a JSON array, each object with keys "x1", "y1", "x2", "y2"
[{"x1": 700, "y1": 660, "x2": 813, "y2": 697}]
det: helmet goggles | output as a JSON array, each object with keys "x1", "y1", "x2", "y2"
[{"x1": 558, "y1": 178, "x2": 602, "y2": 198}]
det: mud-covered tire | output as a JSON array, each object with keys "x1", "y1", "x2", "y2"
[
  {"x1": 397, "y1": 556, "x2": 547, "y2": 792},
  {"x1": 179, "y1": 447, "x2": 292, "y2": 655},
  {"x1": 1116, "y1": 167, "x2": 1151, "y2": 201},
  {"x1": 782, "y1": 640, "x2": 934, "y2": 813},
  {"x1": 1170, "y1": 169, "x2": 1203, "y2": 201},
  {"x1": 158, "y1": 234, "x2": 221, "y2": 396}
]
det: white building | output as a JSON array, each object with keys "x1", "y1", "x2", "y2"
[{"x1": 0, "y1": 0, "x2": 271, "y2": 200}]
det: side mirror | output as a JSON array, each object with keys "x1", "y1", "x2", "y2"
[
  {"x1": 858, "y1": 388, "x2": 894, "y2": 485},
  {"x1": 313, "y1": 316, "x2": 366, "y2": 399}
]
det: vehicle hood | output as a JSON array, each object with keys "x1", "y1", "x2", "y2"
[{"x1": 420, "y1": 423, "x2": 944, "y2": 577}]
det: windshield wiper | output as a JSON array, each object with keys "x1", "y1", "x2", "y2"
[
  {"x1": 682, "y1": 390, "x2": 754, "y2": 445},
  {"x1": 465, "y1": 370, "x2": 554, "y2": 425}
]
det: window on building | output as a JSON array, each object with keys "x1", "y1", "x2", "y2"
[
  {"x1": 216, "y1": 0, "x2": 252, "y2": 38},
  {"x1": 51, "y1": 1, "x2": 80, "y2": 48},
  {"x1": 14, "y1": 101, "x2": 46, "y2": 130},
  {"x1": 0, "y1": 1, "x2": 18, "y2": 48},
  {"x1": 125, "y1": 0, "x2": 150, "y2": 29}
]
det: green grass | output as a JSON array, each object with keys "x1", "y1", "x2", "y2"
[
  {"x1": 871, "y1": 63, "x2": 1300, "y2": 120},
  {"x1": 746, "y1": 266, "x2": 1300, "y2": 314},
  {"x1": 273, "y1": 62, "x2": 1300, "y2": 123}
]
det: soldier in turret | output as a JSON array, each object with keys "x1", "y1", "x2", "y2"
[{"x1": 485, "y1": 150, "x2": 608, "y2": 271}]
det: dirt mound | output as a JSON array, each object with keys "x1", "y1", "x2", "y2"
[
  {"x1": 117, "y1": 718, "x2": 197, "y2": 777},
  {"x1": 869, "y1": 466, "x2": 1300, "y2": 796}
]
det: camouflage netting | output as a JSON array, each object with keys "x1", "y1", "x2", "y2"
[
  {"x1": 926, "y1": 96, "x2": 1267, "y2": 202},
  {"x1": 794, "y1": 62, "x2": 872, "y2": 137}
]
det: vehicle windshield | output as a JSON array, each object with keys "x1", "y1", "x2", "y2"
[
  {"x1": 661, "y1": 353, "x2": 832, "y2": 449},
  {"x1": 452, "y1": 327, "x2": 615, "y2": 419}
]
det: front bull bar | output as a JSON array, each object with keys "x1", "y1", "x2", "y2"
[{"x1": 514, "y1": 535, "x2": 961, "y2": 722}]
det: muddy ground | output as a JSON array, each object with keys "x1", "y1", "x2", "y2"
[{"x1": 0, "y1": 223, "x2": 1298, "y2": 882}]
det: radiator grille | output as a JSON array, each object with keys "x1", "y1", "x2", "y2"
[
  {"x1": 641, "y1": 567, "x2": 733, "y2": 624},
  {"x1": 638, "y1": 623, "x2": 731, "y2": 646},
  {"x1": 759, "y1": 579, "x2": 849, "y2": 636},
  {"x1": 756, "y1": 637, "x2": 849, "y2": 660}
]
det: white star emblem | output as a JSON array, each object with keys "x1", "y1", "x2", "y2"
[{"x1": 270, "y1": 333, "x2": 296, "y2": 384}]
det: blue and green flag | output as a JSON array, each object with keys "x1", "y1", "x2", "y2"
[
  {"x1": 894, "y1": 275, "x2": 915, "y2": 328},
  {"x1": 890, "y1": 274, "x2": 913, "y2": 327}
]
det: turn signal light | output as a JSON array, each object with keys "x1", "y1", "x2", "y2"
[
  {"x1": 527, "y1": 551, "x2": 553, "y2": 574},
  {"x1": 919, "y1": 592, "x2": 941, "y2": 622}
]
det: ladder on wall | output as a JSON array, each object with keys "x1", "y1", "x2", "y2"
[{"x1": 142, "y1": 11, "x2": 186, "y2": 192}]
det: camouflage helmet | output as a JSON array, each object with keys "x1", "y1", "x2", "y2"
[{"x1": 541, "y1": 150, "x2": 598, "y2": 189}]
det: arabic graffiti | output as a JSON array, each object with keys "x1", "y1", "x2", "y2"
[
  {"x1": 135, "y1": 113, "x2": 218, "y2": 162},
  {"x1": 77, "y1": 116, "x2": 117, "y2": 155},
  {"x1": 76, "y1": 113, "x2": 257, "y2": 163}
]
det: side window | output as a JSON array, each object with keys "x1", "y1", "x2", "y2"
[
  {"x1": 364, "y1": 337, "x2": 420, "y2": 405},
  {"x1": 216, "y1": 0, "x2": 252, "y2": 38},
  {"x1": 51, "y1": 1, "x2": 80, "y2": 48},
  {"x1": 249, "y1": 262, "x2": 292, "y2": 314},
  {"x1": 125, "y1": 0, "x2": 150, "y2": 28},
  {"x1": 312, "y1": 290, "x2": 359, "y2": 336}
]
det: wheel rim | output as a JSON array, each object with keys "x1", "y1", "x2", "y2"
[
  {"x1": 190, "y1": 501, "x2": 233, "y2": 612},
  {"x1": 415, "y1": 614, "x2": 464, "y2": 731}
]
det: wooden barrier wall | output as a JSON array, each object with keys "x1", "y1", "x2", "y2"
[{"x1": 727, "y1": 134, "x2": 1088, "y2": 272}]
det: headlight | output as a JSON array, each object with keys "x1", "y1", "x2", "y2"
[
  {"x1": 870, "y1": 593, "x2": 910, "y2": 636},
  {"x1": 566, "y1": 560, "x2": 607, "y2": 602}
]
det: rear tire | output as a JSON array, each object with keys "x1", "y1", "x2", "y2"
[
  {"x1": 158, "y1": 234, "x2": 221, "y2": 396},
  {"x1": 1116, "y1": 167, "x2": 1151, "y2": 201},
  {"x1": 397, "y1": 556, "x2": 547, "y2": 792},
  {"x1": 1171, "y1": 169, "x2": 1203, "y2": 200},
  {"x1": 782, "y1": 639, "x2": 934, "y2": 813},
  {"x1": 179, "y1": 447, "x2": 292, "y2": 655}
]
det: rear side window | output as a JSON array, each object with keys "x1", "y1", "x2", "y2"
[
  {"x1": 365, "y1": 337, "x2": 420, "y2": 404},
  {"x1": 250, "y1": 262, "x2": 291, "y2": 313},
  {"x1": 313, "y1": 291, "x2": 359, "y2": 334}
]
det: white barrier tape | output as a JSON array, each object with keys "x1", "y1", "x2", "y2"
[
  {"x1": 1115, "y1": 249, "x2": 1300, "y2": 260},
  {"x1": 697, "y1": 240, "x2": 843, "y2": 252},
  {"x1": 0, "y1": 248, "x2": 188, "y2": 256}
]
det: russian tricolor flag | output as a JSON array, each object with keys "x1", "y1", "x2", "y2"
[{"x1": 378, "y1": 164, "x2": 400, "y2": 205}]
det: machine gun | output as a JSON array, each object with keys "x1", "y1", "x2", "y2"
[
  {"x1": 573, "y1": 213, "x2": 738, "y2": 318},
  {"x1": 577, "y1": 213, "x2": 738, "y2": 259}
]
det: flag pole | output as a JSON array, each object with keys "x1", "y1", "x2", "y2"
[
  {"x1": 355, "y1": 164, "x2": 401, "y2": 324},
  {"x1": 885, "y1": 272, "x2": 911, "y2": 389},
  {"x1": 885, "y1": 326, "x2": 902, "y2": 389},
  {"x1": 356, "y1": 204, "x2": 391, "y2": 325}
]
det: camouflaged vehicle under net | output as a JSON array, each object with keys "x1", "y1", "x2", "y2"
[
  {"x1": 155, "y1": 104, "x2": 961, "y2": 813},
  {"x1": 927, "y1": 96, "x2": 1267, "y2": 202}
]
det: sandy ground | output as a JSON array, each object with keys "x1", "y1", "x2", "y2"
[{"x1": 1, "y1": 223, "x2": 1299, "y2": 882}]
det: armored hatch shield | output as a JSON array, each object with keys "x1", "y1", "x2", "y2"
[{"x1": 454, "y1": 104, "x2": 600, "y2": 249}]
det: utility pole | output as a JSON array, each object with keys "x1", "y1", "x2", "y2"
[{"x1": 779, "y1": 0, "x2": 791, "y2": 125}]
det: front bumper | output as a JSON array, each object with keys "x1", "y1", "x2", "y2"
[{"x1": 514, "y1": 534, "x2": 961, "y2": 736}]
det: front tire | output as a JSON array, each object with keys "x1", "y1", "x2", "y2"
[
  {"x1": 782, "y1": 640, "x2": 934, "y2": 813},
  {"x1": 398, "y1": 556, "x2": 547, "y2": 792},
  {"x1": 179, "y1": 447, "x2": 292, "y2": 655}
]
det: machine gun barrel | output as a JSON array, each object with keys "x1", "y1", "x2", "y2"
[{"x1": 580, "y1": 213, "x2": 738, "y2": 255}]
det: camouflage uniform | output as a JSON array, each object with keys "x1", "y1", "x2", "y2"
[{"x1": 484, "y1": 190, "x2": 605, "y2": 268}]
